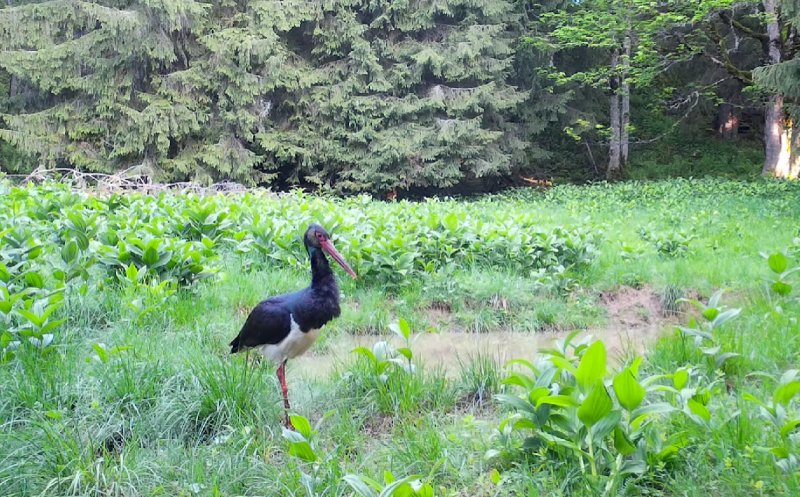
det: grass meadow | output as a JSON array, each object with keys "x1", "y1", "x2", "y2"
[{"x1": 0, "y1": 178, "x2": 799, "y2": 496}]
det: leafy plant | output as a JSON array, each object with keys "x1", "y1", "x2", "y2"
[
  {"x1": 675, "y1": 290, "x2": 741, "y2": 374},
  {"x1": 744, "y1": 369, "x2": 800, "y2": 473},
  {"x1": 761, "y1": 251, "x2": 799, "y2": 298},
  {"x1": 343, "y1": 472, "x2": 437, "y2": 497},
  {"x1": 492, "y1": 333, "x2": 707, "y2": 493}
]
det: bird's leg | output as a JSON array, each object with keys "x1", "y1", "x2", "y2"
[{"x1": 276, "y1": 359, "x2": 292, "y2": 429}]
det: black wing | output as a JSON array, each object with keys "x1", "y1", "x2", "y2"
[{"x1": 229, "y1": 300, "x2": 292, "y2": 353}]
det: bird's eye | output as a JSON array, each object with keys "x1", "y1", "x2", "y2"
[{"x1": 316, "y1": 232, "x2": 324, "y2": 241}]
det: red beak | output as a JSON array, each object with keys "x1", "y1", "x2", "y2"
[{"x1": 320, "y1": 239, "x2": 357, "y2": 279}]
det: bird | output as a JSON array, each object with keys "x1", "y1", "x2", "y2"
[{"x1": 229, "y1": 223, "x2": 357, "y2": 428}]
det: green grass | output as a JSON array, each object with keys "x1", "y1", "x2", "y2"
[{"x1": 1, "y1": 178, "x2": 799, "y2": 496}]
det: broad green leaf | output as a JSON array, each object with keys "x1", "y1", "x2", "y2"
[
  {"x1": 631, "y1": 402, "x2": 677, "y2": 428},
  {"x1": 770, "y1": 447, "x2": 790, "y2": 459},
  {"x1": 398, "y1": 319, "x2": 411, "y2": 340},
  {"x1": 143, "y1": 246, "x2": 159, "y2": 267},
  {"x1": 578, "y1": 385, "x2": 612, "y2": 427},
  {"x1": 0, "y1": 331, "x2": 12, "y2": 348},
  {"x1": 613, "y1": 426, "x2": 636, "y2": 455},
  {"x1": 284, "y1": 432, "x2": 317, "y2": 462},
  {"x1": 576, "y1": 341, "x2": 606, "y2": 392},
  {"x1": 501, "y1": 372, "x2": 535, "y2": 390},
  {"x1": 495, "y1": 394, "x2": 535, "y2": 414},
  {"x1": 416, "y1": 483, "x2": 434, "y2": 497},
  {"x1": 16, "y1": 308, "x2": 44, "y2": 327},
  {"x1": 772, "y1": 281, "x2": 792, "y2": 296},
  {"x1": 536, "y1": 395, "x2": 578, "y2": 408},
  {"x1": 378, "y1": 476, "x2": 422, "y2": 497},
  {"x1": 442, "y1": 213, "x2": 459, "y2": 231},
  {"x1": 489, "y1": 468, "x2": 501, "y2": 485},
  {"x1": 780, "y1": 419, "x2": 800, "y2": 438},
  {"x1": 290, "y1": 415, "x2": 313, "y2": 439},
  {"x1": 342, "y1": 475, "x2": 379, "y2": 497},
  {"x1": 352, "y1": 346, "x2": 377, "y2": 363},
  {"x1": 527, "y1": 386, "x2": 551, "y2": 404},
  {"x1": 396, "y1": 347, "x2": 413, "y2": 361},
  {"x1": 711, "y1": 308, "x2": 741, "y2": 329},
  {"x1": 773, "y1": 380, "x2": 800, "y2": 406},
  {"x1": 591, "y1": 410, "x2": 622, "y2": 439},
  {"x1": 511, "y1": 418, "x2": 538, "y2": 431},
  {"x1": 61, "y1": 241, "x2": 79, "y2": 264},
  {"x1": 92, "y1": 343, "x2": 110, "y2": 363},
  {"x1": 40, "y1": 319, "x2": 65, "y2": 334},
  {"x1": 549, "y1": 356, "x2": 578, "y2": 376},
  {"x1": 25, "y1": 272, "x2": 45, "y2": 289},
  {"x1": 673, "y1": 368, "x2": 689, "y2": 389},
  {"x1": 613, "y1": 368, "x2": 646, "y2": 411},
  {"x1": 715, "y1": 352, "x2": 740, "y2": 368},
  {"x1": 768, "y1": 252, "x2": 789, "y2": 273},
  {"x1": 687, "y1": 398, "x2": 711, "y2": 422}
]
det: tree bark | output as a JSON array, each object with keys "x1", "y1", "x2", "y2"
[
  {"x1": 716, "y1": 103, "x2": 740, "y2": 139},
  {"x1": 761, "y1": 0, "x2": 793, "y2": 177},
  {"x1": 621, "y1": 33, "x2": 631, "y2": 169},
  {"x1": 607, "y1": 48, "x2": 622, "y2": 179}
]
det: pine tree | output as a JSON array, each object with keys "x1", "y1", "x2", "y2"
[
  {"x1": 256, "y1": 0, "x2": 528, "y2": 192},
  {"x1": 1, "y1": 1, "x2": 533, "y2": 191}
]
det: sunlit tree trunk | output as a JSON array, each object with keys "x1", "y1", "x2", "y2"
[
  {"x1": 716, "y1": 103, "x2": 740, "y2": 140},
  {"x1": 761, "y1": 0, "x2": 794, "y2": 177}
]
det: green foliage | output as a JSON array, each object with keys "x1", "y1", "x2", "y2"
[
  {"x1": 342, "y1": 319, "x2": 452, "y2": 414},
  {"x1": 2, "y1": 179, "x2": 800, "y2": 496},
  {"x1": 0, "y1": 0, "x2": 529, "y2": 191},
  {"x1": 492, "y1": 334, "x2": 705, "y2": 491},
  {"x1": 675, "y1": 290, "x2": 742, "y2": 374},
  {"x1": 743, "y1": 369, "x2": 800, "y2": 473}
]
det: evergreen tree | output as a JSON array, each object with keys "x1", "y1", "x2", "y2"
[
  {"x1": 256, "y1": 0, "x2": 528, "y2": 192},
  {"x1": 1, "y1": 1, "x2": 533, "y2": 191},
  {"x1": 1, "y1": 1, "x2": 210, "y2": 176}
]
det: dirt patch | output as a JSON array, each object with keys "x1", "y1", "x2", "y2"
[
  {"x1": 291, "y1": 286, "x2": 677, "y2": 380},
  {"x1": 591, "y1": 285, "x2": 677, "y2": 361}
]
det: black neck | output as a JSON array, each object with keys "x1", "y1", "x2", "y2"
[{"x1": 309, "y1": 247, "x2": 337, "y2": 290}]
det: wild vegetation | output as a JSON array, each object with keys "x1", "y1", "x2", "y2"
[
  {"x1": 1, "y1": 177, "x2": 799, "y2": 496},
  {"x1": 1, "y1": 0, "x2": 798, "y2": 190}
]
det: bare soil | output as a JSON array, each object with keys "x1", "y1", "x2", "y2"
[{"x1": 292, "y1": 286, "x2": 678, "y2": 379}]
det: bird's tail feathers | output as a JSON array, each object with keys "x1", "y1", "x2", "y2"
[{"x1": 229, "y1": 335, "x2": 242, "y2": 354}]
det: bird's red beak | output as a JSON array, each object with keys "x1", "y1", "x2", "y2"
[{"x1": 320, "y1": 239, "x2": 357, "y2": 279}]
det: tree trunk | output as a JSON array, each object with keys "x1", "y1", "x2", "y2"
[
  {"x1": 790, "y1": 123, "x2": 800, "y2": 178},
  {"x1": 607, "y1": 48, "x2": 622, "y2": 179},
  {"x1": 620, "y1": 33, "x2": 631, "y2": 169},
  {"x1": 716, "y1": 103, "x2": 740, "y2": 139},
  {"x1": 761, "y1": 0, "x2": 793, "y2": 177}
]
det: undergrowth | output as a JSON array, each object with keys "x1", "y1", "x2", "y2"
[{"x1": 0, "y1": 178, "x2": 798, "y2": 496}]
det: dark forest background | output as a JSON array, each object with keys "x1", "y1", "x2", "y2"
[{"x1": 1, "y1": 1, "x2": 798, "y2": 195}]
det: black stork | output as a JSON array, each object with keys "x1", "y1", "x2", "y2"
[{"x1": 229, "y1": 224, "x2": 356, "y2": 428}]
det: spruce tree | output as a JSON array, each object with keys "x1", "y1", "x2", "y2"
[
  {"x1": 256, "y1": 0, "x2": 528, "y2": 192},
  {"x1": 1, "y1": 1, "x2": 531, "y2": 191}
]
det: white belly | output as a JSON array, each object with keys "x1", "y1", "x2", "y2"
[{"x1": 254, "y1": 315, "x2": 321, "y2": 363}]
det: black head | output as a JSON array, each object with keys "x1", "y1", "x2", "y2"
[{"x1": 303, "y1": 224, "x2": 357, "y2": 279}]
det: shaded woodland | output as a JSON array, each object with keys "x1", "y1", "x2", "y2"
[{"x1": 1, "y1": 1, "x2": 798, "y2": 193}]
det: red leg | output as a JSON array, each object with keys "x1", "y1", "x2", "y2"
[{"x1": 276, "y1": 360, "x2": 292, "y2": 429}]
